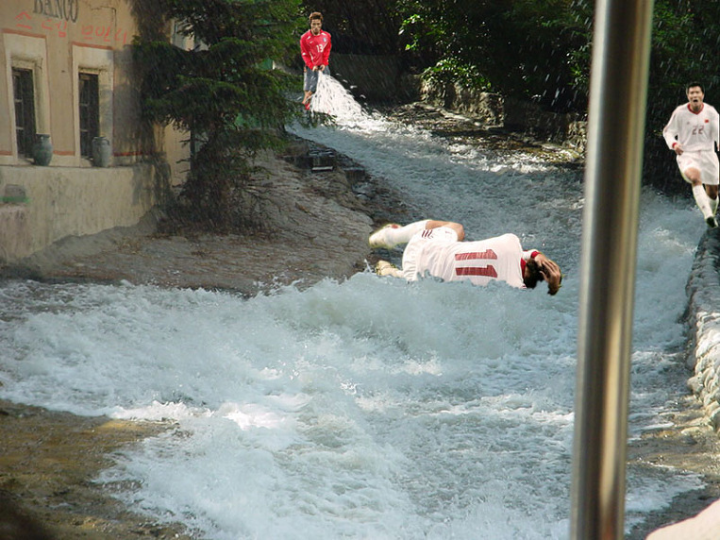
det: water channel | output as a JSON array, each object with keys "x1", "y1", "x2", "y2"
[{"x1": 0, "y1": 75, "x2": 708, "y2": 539}]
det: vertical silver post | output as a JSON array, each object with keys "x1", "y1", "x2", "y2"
[{"x1": 570, "y1": 1, "x2": 655, "y2": 539}]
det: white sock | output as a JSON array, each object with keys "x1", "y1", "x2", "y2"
[
  {"x1": 711, "y1": 195, "x2": 718, "y2": 216},
  {"x1": 692, "y1": 185, "x2": 713, "y2": 218},
  {"x1": 383, "y1": 220, "x2": 430, "y2": 246}
]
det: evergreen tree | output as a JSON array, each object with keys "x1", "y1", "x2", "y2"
[{"x1": 133, "y1": 0, "x2": 306, "y2": 230}]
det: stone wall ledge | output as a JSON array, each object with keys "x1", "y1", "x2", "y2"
[
  {"x1": 686, "y1": 231, "x2": 720, "y2": 430},
  {"x1": 0, "y1": 163, "x2": 168, "y2": 265}
]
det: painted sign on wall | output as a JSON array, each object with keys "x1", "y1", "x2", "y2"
[
  {"x1": 34, "y1": 0, "x2": 79, "y2": 22},
  {"x1": 14, "y1": 2, "x2": 129, "y2": 45}
]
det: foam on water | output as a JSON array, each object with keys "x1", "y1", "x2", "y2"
[
  {"x1": 293, "y1": 76, "x2": 584, "y2": 268},
  {"x1": 0, "y1": 76, "x2": 707, "y2": 538},
  {"x1": 1, "y1": 277, "x2": 580, "y2": 539}
]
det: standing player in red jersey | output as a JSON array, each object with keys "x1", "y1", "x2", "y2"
[{"x1": 300, "y1": 12, "x2": 332, "y2": 110}]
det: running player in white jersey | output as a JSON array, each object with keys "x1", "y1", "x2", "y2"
[
  {"x1": 663, "y1": 82, "x2": 720, "y2": 228},
  {"x1": 369, "y1": 220, "x2": 563, "y2": 295}
]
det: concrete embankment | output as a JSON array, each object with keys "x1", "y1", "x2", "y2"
[
  {"x1": 686, "y1": 231, "x2": 720, "y2": 429},
  {"x1": 644, "y1": 232, "x2": 720, "y2": 540}
]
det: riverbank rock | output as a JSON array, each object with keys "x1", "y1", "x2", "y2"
[
  {"x1": 686, "y1": 230, "x2": 720, "y2": 425},
  {"x1": 0, "y1": 139, "x2": 408, "y2": 295}
]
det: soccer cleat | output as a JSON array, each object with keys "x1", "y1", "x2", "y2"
[
  {"x1": 375, "y1": 260, "x2": 403, "y2": 278},
  {"x1": 369, "y1": 224, "x2": 401, "y2": 249},
  {"x1": 706, "y1": 216, "x2": 718, "y2": 229}
]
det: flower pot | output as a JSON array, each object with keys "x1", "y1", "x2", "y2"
[
  {"x1": 32, "y1": 134, "x2": 53, "y2": 166},
  {"x1": 92, "y1": 137, "x2": 112, "y2": 167}
]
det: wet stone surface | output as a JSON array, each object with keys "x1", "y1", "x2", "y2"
[
  {"x1": 380, "y1": 103, "x2": 585, "y2": 167},
  {"x1": 1, "y1": 140, "x2": 409, "y2": 296},
  {"x1": 0, "y1": 400, "x2": 190, "y2": 539}
]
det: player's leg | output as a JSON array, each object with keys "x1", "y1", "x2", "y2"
[
  {"x1": 692, "y1": 183, "x2": 716, "y2": 227},
  {"x1": 707, "y1": 183, "x2": 719, "y2": 217},
  {"x1": 375, "y1": 260, "x2": 404, "y2": 278},
  {"x1": 424, "y1": 220, "x2": 465, "y2": 241},
  {"x1": 684, "y1": 167, "x2": 716, "y2": 226},
  {"x1": 302, "y1": 69, "x2": 317, "y2": 108},
  {"x1": 302, "y1": 69, "x2": 310, "y2": 103},
  {"x1": 369, "y1": 220, "x2": 430, "y2": 249},
  {"x1": 703, "y1": 152, "x2": 720, "y2": 220},
  {"x1": 370, "y1": 219, "x2": 467, "y2": 248}
]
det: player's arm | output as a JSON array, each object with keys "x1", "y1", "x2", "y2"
[
  {"x1": 523, "y1": 250, "x2": 558, "y2": 271},
  {"x1": 662, "y1": 110, "x2": 682, "y2": 153},
  {"x1": 522, "y1": 250, "x2": 541, "y2": 262},
  {"x1": 542, "y1": 265, "x2": 562, "y2": 295},
  {"x1": 524, "y1": 250, "x2": 562, "y2": 295},
  {"x1": 322, "y1": 33, "x2": 332, "y2": 67},
  {"x1": 300, "y1": 38, "x2": 313, "y2": 69}
]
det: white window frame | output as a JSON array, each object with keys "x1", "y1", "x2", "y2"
[
  {"x1": 2, "y1": 33, "x2": 51, "y2": 164},
  {"x1": 72, "y1": 45, "x2": 113, "y2": 164}
]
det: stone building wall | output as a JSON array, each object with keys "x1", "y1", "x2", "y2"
[{"x1": 0, "y1": 0, "x2": 188, "y2": 264}]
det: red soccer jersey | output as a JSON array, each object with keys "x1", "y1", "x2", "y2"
[{"x1": 300, "y1": 30, "x2": 332, "y2": 70}]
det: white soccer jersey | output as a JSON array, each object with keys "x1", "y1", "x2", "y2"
[
  {"x1": 663, "y1": 103, "x2": 720, "y2": 152},
  {"x1": 402, "y1": 229, "x2": 529, "y2": 289}
]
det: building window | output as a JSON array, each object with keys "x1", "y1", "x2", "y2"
[
  {"x1": 79, "y1": 72, "x2": 99, "y2": 158},
  {"x1": 13, "y1": 68, "x2": 36, "y2": 156}
]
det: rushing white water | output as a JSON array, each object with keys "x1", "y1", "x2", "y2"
[{"x1": 0, "y1": 75, "x2": 707, "y2": 539}]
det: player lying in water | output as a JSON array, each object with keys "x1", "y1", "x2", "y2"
[{"x1": 369, "y1": 219, "x2": 563, "y2": 295}]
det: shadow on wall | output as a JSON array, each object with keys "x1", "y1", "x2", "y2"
[
  {"x1": 129, "y1": 159, "x2": 173, "y2": 208},
  {"x1": 127, "y1": 0, "x2": 169, "y2": 40},
  {"x1": 0, "y1": 204, "x2": 31, "y2": 264}
]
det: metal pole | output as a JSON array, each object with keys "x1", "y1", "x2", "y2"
[{"x1": 570, "y1": 0, "x2": 655, "y2": 539}]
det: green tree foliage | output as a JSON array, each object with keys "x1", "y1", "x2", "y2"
[
  {"x1": 133, "y1": 0, "x2": 306, "y2": 230},
  {"x1": 392, "y1": 0, "x2": 720, "y2": 187},
  {"x1": 396, "y1": 0, "x2": 592, "y2": 112}
]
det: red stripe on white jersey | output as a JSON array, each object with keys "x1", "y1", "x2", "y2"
[
  {"x1": 455, "y1": 250, "x2": 498, "y2": 261},
  {"x1": 455, "y1": 266, "x2": 499, "y2": 278}
]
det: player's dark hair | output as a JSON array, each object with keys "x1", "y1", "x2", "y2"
[
  {"x1": 524, "y1": 259, "x2": 563, "y2": 295},
  {"x1": 309, "y1": 12, "x2": 323, "y2": 22},
  {"x1": 686, "y1": 82, "x2": 704, "y2": 94},
  {"x1": 523, "y1": 259, "x2": 542, "y2": 290}
]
